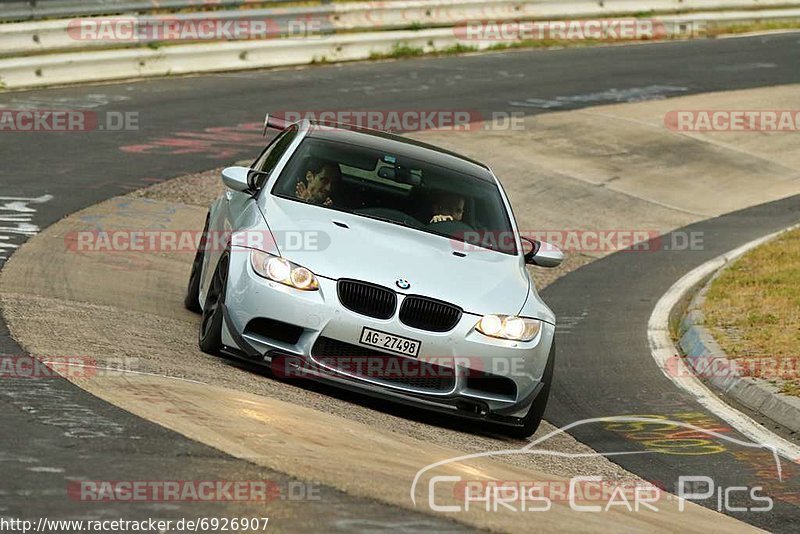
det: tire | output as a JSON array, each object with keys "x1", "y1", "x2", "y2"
[
  {"x1": 184, "y1": 214, "x2": 210, "y2": 313},
  {"x1": 198, "y1": 251, "x2": 229, "y2": 355},
  {"x1": 504, "y1": 341, "x2": 555, "y2": 439}
]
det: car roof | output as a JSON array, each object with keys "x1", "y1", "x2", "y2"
[{"x1": 304, "y1": 120, "x2": 495, "y2": 182}]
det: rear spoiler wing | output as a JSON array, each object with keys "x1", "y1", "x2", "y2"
[{"x1": 262, "y1": 113, "x2": 290, "y2": 136}]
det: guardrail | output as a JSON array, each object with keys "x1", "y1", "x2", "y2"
[
  {"x1": 0, "y1": 0, "x2": 314, "y2": 22},
  {"x1": 0, "y1": 0, "x2": 797, "y2": 22},
  {"x1": 2, "y1": 0, "x2": 798, "y2": 23},
  {"x1": 1, "y1": 0, "x2": 799, "y2": 89},
  {"x1": 3, "y1": 0, "x2": 798, "y2": 56}
]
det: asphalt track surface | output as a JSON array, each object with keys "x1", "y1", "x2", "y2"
[{"x1": 1, "y1": 33, "x2": 799, "y2": 529}]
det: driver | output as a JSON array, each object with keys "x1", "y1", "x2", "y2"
[
  {"x1": 295, "y1": 162, "x2": 341, "y2": 206},
  {"x1": 430, "y1": 193, "x2": 465, "y2": 223}
]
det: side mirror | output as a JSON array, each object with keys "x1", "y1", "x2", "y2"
[
  {"x1": 221, "y1": 166, "x2": 251, "y2": 193},
  {"x1": 521, "y1": 237, "x2": 564, "y2": 268}
]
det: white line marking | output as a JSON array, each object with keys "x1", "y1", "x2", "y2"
[
  {"x1": 509, "y1": 85, "x2": 689, "y2": 109},
  {"x1": 0, "y1": 194, "x2": 53, "y2": 260},
  {"x1": 27, "y1": 466, "x2": 65, "y2": 473},
  {"x1": 648, "y1": 223, "x2": 800, "y2": 462},
  {"x1": 717, "y1": 29, "x2": 800, "y2": 39}
]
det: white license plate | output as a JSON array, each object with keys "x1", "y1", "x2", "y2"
[{"x1": 359, "y1": 327, "x2": 421, "y2": 358}]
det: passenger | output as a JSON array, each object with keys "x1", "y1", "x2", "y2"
[{"x1": 430, "y1": 193, "x2": 465, "y2": 223}]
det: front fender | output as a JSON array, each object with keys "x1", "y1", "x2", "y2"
[{"x1": 518, "y1": 286, "x2": 556, "y2": 326}]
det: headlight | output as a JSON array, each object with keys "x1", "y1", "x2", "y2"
[
  {"x1": 476, "y1": 315, "x2": 541, "y2": 341},
  {"x1": 250, "y1": 250, "x2": 319, "y2": 291}
]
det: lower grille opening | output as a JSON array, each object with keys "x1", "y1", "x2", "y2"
[
  {"x1": 311, "y1": 337, "x2": 455, "y2": 393},
  {"x1": 245, "y1": 318, "x2": 303, "y2": 345},
  {"x1": 465, "y1": 370, "x2": 517, "y2": 400}
]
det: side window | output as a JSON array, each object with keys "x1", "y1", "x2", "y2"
[{"x1": 251, "y1": 125, "x2": 298, "y2": 189}]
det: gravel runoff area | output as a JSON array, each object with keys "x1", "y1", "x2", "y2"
[{"x1": 702, "y1": 227, "x2": 800, "y2": 397}]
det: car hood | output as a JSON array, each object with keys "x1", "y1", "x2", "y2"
[{"x1": 261, "y1": 197, "x2": 529, "y2": 315}]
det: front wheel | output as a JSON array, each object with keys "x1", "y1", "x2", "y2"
[
  {"x1": 503, "y1": 342, "x2": 555, "y2": 439},
  {"x1": 198, "y1": 251, "x2": 229, "y2": 355}
]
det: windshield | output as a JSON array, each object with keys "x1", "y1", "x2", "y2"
[{"x1": 270, "y1": 137, "x2": 518, "y2": 254}]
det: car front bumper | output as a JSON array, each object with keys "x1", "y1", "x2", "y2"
[{"x1": 221, "y1": 246, "x2": 556, "y2": 421}]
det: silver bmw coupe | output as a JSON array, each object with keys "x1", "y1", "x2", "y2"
[{"x1": 186, "y1": 117, "x2": 563, "y2": 438}]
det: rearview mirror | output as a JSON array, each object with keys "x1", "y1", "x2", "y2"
[
  {"x1": 221, "y1": 166, "x2": 251, "y2": 192},
  {"x1": 377, "y1": 166, "x2": 396, "y2": 180},
  {"x1": 521, "y1": 238, "x2": 564, "y2": 268},
  {"x1": 377, "y1": 165, "x2": 422, "y2": 187}
]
